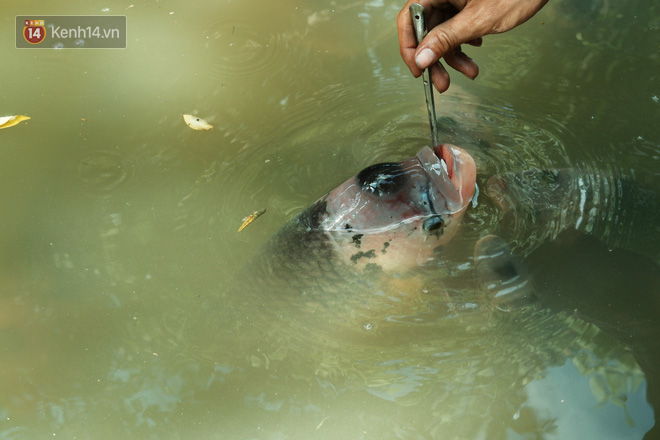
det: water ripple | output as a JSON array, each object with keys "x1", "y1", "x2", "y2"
[
  {"x1": 202, "y1": 19, "x2": 306, "y2": 85},
  {"x1": 78, "y1": 150, "x2": 134, "y2": 198}
]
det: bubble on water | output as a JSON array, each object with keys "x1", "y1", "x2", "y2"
[
  {"x1": 75, "y1": 39, "x2": 85, "y2": 47},
  {"x1": 53, "y1": 42, "x2": 64, "y2": 49}
]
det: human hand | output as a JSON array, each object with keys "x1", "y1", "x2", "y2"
[{"x1": 397, "y1": 0, "x2": 549, "y2": 92}]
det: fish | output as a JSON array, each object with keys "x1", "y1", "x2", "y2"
[
  {"x1": 237, "y1": 144, "x2": 477, "y2": 334},
  {"x1": 237, "y1": 144, "x2": 660, "y2": 331},
  {"x1": 215, "y1": 144, "x2": 658, "y2": 438},
  {"x1": 258, "y1": 143, "x2": 475, "y2": 270}
]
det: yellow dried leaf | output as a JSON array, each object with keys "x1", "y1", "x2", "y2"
[
  {"x1": 183, "y1": 114, "x2": 213, "y2": 131},
  {"x1": 0, "y1": 115, "x2": 30, "y2": 130},
  {"x1": 238, "y1": 209, "x2": 266, "y2": 232}
]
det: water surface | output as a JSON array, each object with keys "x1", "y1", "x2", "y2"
[{"x1": 1, "y1": 0, "x2": 659, "y2": 439}]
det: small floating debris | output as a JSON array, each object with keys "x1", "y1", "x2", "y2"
[
  {"x1": 0, "y1": 115, "x2": 30, "y2": 130},
  {"x1": 238, "y1": 209, "x2": 266, "y2": 232},
  {"x1": 183, "y1": 114, "x2": 213, "y2": 131}
]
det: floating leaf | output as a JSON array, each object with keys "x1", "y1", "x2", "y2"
[
  {"x1": 183, "y1": 114, "x2": 213, "y2": 131},
  {"x1": 238, "y1": 209, "x2": 266, "y2": 232},
  {"x1": 0, "y1": 115, "x2": 30, "y2": 130}
]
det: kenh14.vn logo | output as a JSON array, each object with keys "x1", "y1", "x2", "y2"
[{"x1": 23, "y1": 19, "x2": 46, "y2": 44}]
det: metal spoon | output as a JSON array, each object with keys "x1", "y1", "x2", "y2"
[{"x1": 409, "y1": 3, "x2": 439, "y2": 147}]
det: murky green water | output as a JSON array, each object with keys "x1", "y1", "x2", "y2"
[{"x1": 1, "y1": 0, "x2": 659, "y2": 439}]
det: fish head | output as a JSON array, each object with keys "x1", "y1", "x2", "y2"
[{"x1": 317, "y1": 144, "x2": 477, "y2": 273}]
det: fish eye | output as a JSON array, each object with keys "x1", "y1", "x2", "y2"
[
  {"x1": 357, "y1": 162, "x2": 405, "y2": 196},
  {"x1": 422, "y1": 215, "x2": 445, "y2": 232}
]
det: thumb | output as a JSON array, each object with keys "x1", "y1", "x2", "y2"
[{"x1": 415, "y1": 13, "x2": 484, "y2": 69}]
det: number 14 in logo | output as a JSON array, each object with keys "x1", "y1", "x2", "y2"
[{"x1": 24, "y1": 20, "x2": 46, "y2": 44}]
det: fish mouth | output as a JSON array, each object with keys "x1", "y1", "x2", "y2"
[{"x1": 416, "y1": 144, "x2": 474, "y2": 214}]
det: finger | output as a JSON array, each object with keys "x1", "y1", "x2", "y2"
[
  {"x1": 443, "y1": 47, "x2": 479, "y2": 79},
  {"x1": 429, "y1": 61, "x2": 451, "y2": 93},
  {"x1": 396, "y1": 3, "x2": 423, "y2": 77},
  {"x1": 415, "y1": 11, "x2": 488, "y2": 69}
]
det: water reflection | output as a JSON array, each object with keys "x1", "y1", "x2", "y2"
[
  {"x1": 158, "y1": 288, "x2": 653, "y2": 439},
  {"x1": 0, "y1": 0, "x2": 658, "y2": 438}
]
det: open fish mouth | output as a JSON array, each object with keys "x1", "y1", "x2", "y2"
[{"x1": 416, "y1": 145, "x2": 465, "y2": 214}]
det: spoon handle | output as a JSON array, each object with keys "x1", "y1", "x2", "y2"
[{"x1": 409, "y1": 3, "x2": 440, "y2": 147}]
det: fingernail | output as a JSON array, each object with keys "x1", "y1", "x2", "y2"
[{"x1": 415, "y1": 48, "x2": 435, "y2": 69}]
